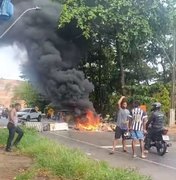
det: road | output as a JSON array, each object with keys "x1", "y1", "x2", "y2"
[{"x1": 1, "y1": 117, "x2": 176, "y2": 180}]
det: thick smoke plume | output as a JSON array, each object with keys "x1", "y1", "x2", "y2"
[{"x1": 0, "y1": 0, "x2": 94, "y2": 113}]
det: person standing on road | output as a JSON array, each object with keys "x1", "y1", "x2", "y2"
[
  {"x1": 5, "y1": 103, "x2": 24, "y2": 152},
  {"x1": 128, "y1": 101, "x2": 148, "y2": 158},
  {"x1": 110, "y1": 96, "x2": 130, "y2": 154}
]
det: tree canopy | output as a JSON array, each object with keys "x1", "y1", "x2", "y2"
[{"x1": 55, "y1": 0, "x2": 176, "y2": 117}]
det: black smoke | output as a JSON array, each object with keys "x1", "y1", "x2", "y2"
[{"x1": 0, "y1": 0, "x2": 94, "y2": 113}]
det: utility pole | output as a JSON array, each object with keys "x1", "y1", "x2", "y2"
[{"x1": 170, "y1": 27, "x2": 176, "y2": 127}]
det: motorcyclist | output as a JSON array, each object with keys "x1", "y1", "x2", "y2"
[{"x1": 144, "y1": 102, "x2": 165, "y2": 151}]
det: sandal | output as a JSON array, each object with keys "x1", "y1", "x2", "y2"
[
  {"x1": 141, "y1": 155, "x2": 147, "y2": 159},
  {"x1": 109, "y1": 151, "x2": 114, "y2": 155},
  {"x1": 133, "y1": 154, "x2": 137, "y2": 158}
]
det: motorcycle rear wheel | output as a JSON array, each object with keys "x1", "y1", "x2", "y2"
[{"x1": 156, "y1": 141, "x2": 167, "y2": 156}]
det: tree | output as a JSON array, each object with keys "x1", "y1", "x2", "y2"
[
  {"x1": 58, "y1": 0, "x2": 157, "y2": 91},
  {"x1": 12, "y1": 81, "x2": 48, "y2": 111},
  {"x1": 56, "y1": 0, "x2": 173, "y2": 114},
  {"x1": 52, "y1": 0, "x2": 176, "y2": 120}
]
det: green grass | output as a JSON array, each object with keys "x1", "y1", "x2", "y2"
[{"x1": 0, "y1": 127, "x2": 150, "y2": 180}]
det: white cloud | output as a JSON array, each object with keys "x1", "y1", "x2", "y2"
[{"x1": 0, "y1": 44, "x2": 27, "y2": 80}]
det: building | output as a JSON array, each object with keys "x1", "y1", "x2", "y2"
[{"x1": 0, "y1": 78, "x2": 24, "y2": 108}]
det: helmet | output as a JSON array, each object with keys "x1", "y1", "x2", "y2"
[{"x1": 151, "y1": 102, "x2": 161, "y2": 111}]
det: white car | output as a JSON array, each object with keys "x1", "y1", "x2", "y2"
[
  {"x1": 0, "y1": 108, "x2": 2, "y2": 118},
  {"x1": 17, "y1": 108, "x2": 42, "y2": 122}
]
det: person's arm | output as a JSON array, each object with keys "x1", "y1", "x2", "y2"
[
  {"x1": 128, "y1": 111, "x2": 132, "y2": 130},
  {"x1": 146, "y1": 113, "x2": 154, "y2": 130},
  {"x1": 117, "y1": 96, "x2": 125, "y2": 109},
  {"x1": 143, "y1": 117, "x2": 148, "y2": 133}
]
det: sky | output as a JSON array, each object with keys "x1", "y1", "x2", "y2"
[{"x1": 0, "y1": 45, "x2": 27, "y2": 80}]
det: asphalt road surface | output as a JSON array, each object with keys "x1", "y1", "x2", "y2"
[{"x1": 42, "y1": 129, "x2": 176, "y2": 180}]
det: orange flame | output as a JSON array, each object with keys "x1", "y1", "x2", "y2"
[{"x1": 76, "y1": 110, "x2": 100, "y2": 131}]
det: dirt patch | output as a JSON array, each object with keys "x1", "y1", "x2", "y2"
[
  {"x1": 0, "y1": 147, "x2": 32, "y2": 180},
  {"x1": 34, "y1": 169, "x2": 67, "y2": 180}
]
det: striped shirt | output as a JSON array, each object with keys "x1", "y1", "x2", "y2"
[{"x1": 128, "y1": 107, "x2": 147, "y2": 131}]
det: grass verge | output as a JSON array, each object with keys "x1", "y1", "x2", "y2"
[{"x1": 0, "y1": 127, "x2": 150, "y2": 180}]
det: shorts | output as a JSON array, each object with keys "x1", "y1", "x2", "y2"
[
  {"x1": 131, "y1": 130, "x2": 144, "y2": 140},
  {"x1": 115, "y1": 126, "x2": 127, "y2": 139}
]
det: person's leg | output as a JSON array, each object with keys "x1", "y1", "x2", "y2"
[
  {"x1": 132, "y1": 139, "x2": 137, "y2": 157},
  {"x1": 13, "y1": 126, "x2": 24, "y2": 147},
  {"x1": 137, "y1": 131, "x2": 146, "y2": 158},
  {"x1": 122, "y1": 139, "x2": 127, "y2": 152},
  {"x1": 6, "y1": 123, "x2": 16, "y2": 151},
  {"x1": 131, "y1": 131, "x2": 137, "y2": 157},
  {"x1": 110, "y1": 126, "x2": 121, "y2": 154},
  {"x1": 111, "y1": 139, "x2": 118, "y2": 153},
  {"x1": 139, "y1": 139, "x2": 146, "y2": 158},
  {"x1": 122, "y1": 130, "x2": 127, "y2": 152}
]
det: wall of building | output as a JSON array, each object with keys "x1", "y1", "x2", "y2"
[{"x1": 0, "y1": 78, "x2": 24, "y2": 108}]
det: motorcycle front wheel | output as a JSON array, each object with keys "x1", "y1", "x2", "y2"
[{"x1": 156, "y1": 141, "x2": 167, "y2": 156}]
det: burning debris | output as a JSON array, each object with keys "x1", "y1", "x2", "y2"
[
  {"x1": 75, "y1": 110, "x2": 115, "y2": 132},
  {"x1": 0, "y1": 0, "x2": 94, "y2": 114},
  {"x1": 76, "y1": 110, "x2": 100, "y2": 131}
]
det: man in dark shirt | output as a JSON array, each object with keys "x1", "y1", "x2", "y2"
[{"x1": 145, "y1": 102, "x2": 165, "y2": 151}]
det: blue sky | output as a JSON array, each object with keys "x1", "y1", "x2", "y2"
[{"x1": 0, "y1": 45, "x2": 26, "y2": 80}]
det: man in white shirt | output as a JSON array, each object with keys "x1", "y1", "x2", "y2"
[
  {"x1": 6, "y1": 103, "x2": 24, "y2": 152},
  {"x1": 128, "y1": 101, "x2": 148, "y2": 158}
]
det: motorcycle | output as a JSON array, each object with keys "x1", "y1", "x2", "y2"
[{"x1": 144, "y1": 128, "x2": 171, "y2": 156}]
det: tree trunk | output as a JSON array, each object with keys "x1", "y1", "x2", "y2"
[{"x1": 161, "y1": 58, "x2": 167, "y2": 83}]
